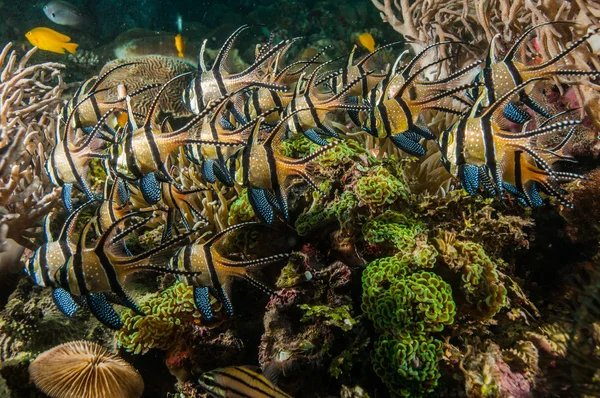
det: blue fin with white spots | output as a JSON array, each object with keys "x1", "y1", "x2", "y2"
[
  {"x1": 503, "y1": 102, "x2": 530, "y2": 124},
  {"x1": 86, "y1": 293, "x2": 123, "y2": 330},
  {"x1": 202, "y1": 159, "x2": 217, "y2": 184},
  {"x1": 140, "y1": 173, "x2": 161, "y2": 205},
  {"x1": 303, "y1": 128, "x2": 329, "y2": 146},
  {"x1": 194, "y1": 287, "x2": 214, "y2": 320},
  {"x1": 117, "y1": 179, "x2": 130, "y2": 205},
  {"x1": 478, "y1": 167, "x2": 497, "y2": 196},
  {"x1": 62, "y1": 183, "x2": 74, "y2": 212},
  {"x1": 389, "y1": 133, "x2": 426, "y2": 156},
  {"x1": 503, "y1": 183, "x2": 528, "y2": 205},
  {"x1": 460, "y1": 164, "x2": 480, "y2": 195},
  {"x1": 52, "y1": 288, "x2": 78, "y2": 317},
  {"x1": 248, "y1": 187, "x2": 274, "y2": 225},
  {"x1": 114, "y1": 289, "x2": 144, "y2": 315},
  {"x1": 524, "y1": 183, "x2": 544, "y2": 207},
  {"x1": 81, "y1": 126, "x2": 94, "y2": 135}
]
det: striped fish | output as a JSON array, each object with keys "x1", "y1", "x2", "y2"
[
  {"x1": 199, "y1": 366, "x2": 292, "y2": 398},
  {"x1": 467, "y1": 22, "x2": 600, "y2": 123},
  {"x1": 46, "y1": 100, "x2": 113, "y2": 211},
  {"x1": 62, "y1": 62, "x2": 160, "y2": 132},
  {"x1": 55, "y1": 210, "x2": 200, "y2": 329},
  {"x1": 361, "y1": 41, "x2": 481, "y2": 156},
  {"x1": 315, "y1": 42, "x2": 401, "y2": 99},
  {"x1": 283, "y1": 58, "x2": 371, "y2": 146},
  {"x1": 437, "y1": 78, "x2": 583, "y2": 207},
  {"x1": 112, "y1": 73, "x2": 243, "y2": 198},
  {"x1": 231, "y1": 111, "x2": 337, "y2": 225},
  {"x1": 240, "y1": 46, "x2": 329, "y2": 124},
  {"x1": 169, "y1": 222, "x2": 289, "y2": 319},
  {"x1": 26, "y1": 200, "x2": 95, "y2": 318},
  {"x1": 183, "y1": 98, "x2": 279, "y2": 186},
  {"x1": 182, "y1": 25, "x2": 297, "y2": 115}
]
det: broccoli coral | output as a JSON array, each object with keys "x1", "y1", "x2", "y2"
[
  {"x1": 373, "y1": 331, "x2": 444, "y2": 397},
  {"x1": 362, "y1": 211, "x2": 437, "y2": 267},
  {"x1": 116, "y1": 282, "x2": 220, "y2": 354},
  {"x1": 355, "y1": 166, "x2": 408, "y2": 207},
  {"x1": 362, "y1": 256, "x2": 455, "y2": 396}
]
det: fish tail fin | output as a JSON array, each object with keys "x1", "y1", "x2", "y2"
[{"x1": 64, "y1": 42, "x2": 79, "y2": 54}]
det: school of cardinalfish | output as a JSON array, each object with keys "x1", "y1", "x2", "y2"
[{"x1": 25, "y1": 23, "x2": 600, "y2": 330}]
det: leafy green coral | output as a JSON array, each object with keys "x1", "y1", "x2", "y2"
[
  {"x1": 362, "y1": 256, "x2": 455, "y2": 333},
  {"x1": 363, "y1": 211, "x2": 438, "y2": 267},
  {"x1": 433, "y1": 234, "x2": 507, "y2": 320},
  {"x1": 355, "y1": 166, "x2": 408, "y2": 207},
  {"x1": 116, "y1": 282, "x2": 220, "y2": 354},
  {"x1": 362, "y1": 256, "x2": 455, "y2": 396},
  {"x1": 280, "y1": 133, "x2": 368, "y2": 167},
  {"x1": 228, "y1": 188, "x2": 256, "y2": 225},
  {"x1": 373, "y1": 331, "x2": 444, "y2": 397}
]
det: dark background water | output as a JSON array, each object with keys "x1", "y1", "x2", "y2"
[{"x1": 4, "y1": 0, "x2": 398, "y2": 58}]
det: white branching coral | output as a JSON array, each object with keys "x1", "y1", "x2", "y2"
[{"x1": 0, "y1": 43, "x2": 66, "y2": 248}]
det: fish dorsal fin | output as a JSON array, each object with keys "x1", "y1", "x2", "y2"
[
  {"x1": 304, "y1": 55, "x2": 343, "y2": 93},
  {"x1": 503, "y1": 21, "x2": 575, "y2": 63},
  {"x1": 144, "y1": 72, "x2": 195, "y2": 128},
  {"x1": 212, "y1": 25, "x2": 256, "y2": 73},
  {"x1": 276, "y1": 45, "x2": 330, "y2": 83},
  {"x1": 75, "y1": 216, "x2": 96, "y2": 254},
  {"x1": 89, "y1": 62, "x2": 142, "y2": 93},
  {"x1": 166, "y1": 85, "x2": 251, "y2": 139},
  {"x1": 400, "y1": 40, "x2": 458, "y2": 79},
  {"x1": 198, "y1": 39, "x2": 208, "y2": 72},
  {"x1": 96, "y1": 210, "x2": 155, "y2": 254},
  {"x1": 43, "y1": 213, "x2": 55, "y2": 242},
  {"x1": 347, "y1": 45, "x2": 357, "y2": 67},
  {"x1": 58, "y1": 199, "x2": 96, "y2": 243},
  {"x1": 391, "y1": 50, "x2": 410, "y2": 75},
  {"x1": 203, "y1": 222, "x2": 260, "y2": 248},
  {"x1": 356, "y1": 40, "x2": 403, "y2": 68},
  {"x1": 103, "y1": 83, "x2": 162, "y2": 105},
  {"x1": 263, "y1": 109, "x2": 306, "y2": 148}
]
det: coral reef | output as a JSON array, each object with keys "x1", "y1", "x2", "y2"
[{"x1": 0, "y1": 44, "x2": 64, "y2": 248}]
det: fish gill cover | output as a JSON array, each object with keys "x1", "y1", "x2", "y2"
[{"x1": 0, "y1": 1, "x2": 599, "y2": 397}]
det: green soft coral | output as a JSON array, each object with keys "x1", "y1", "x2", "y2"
[
  {"x1": 355, "y1": 166, "x2": 408, "y2": 207},
  {"x1": 433, "y1": 235, "x2": 507, "y2": 320},
  {"x1": 280, "y1": 134, "x2": 367, "y2": 167},
  {"x1": 363, "y1": 211, "x2": 438, "y2": 267},
  {"x1": 373, "y1": 331, "x2": 444, "y2": 397},
  {"x1": 116, "y1": 282, "x2": 219, "y2": 354},
  {"x1": 362, "y1": 256, "x2": 455, "y2": 396},
  {"x1": 362, "y1": 256, "x2": 455, "y2": 333},
  {"x1": 228, "y1": 188, "x2": 256, "y2": 225}
]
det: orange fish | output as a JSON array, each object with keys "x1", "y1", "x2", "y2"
[
  {"x1": 358, "y1": 32, "x2": 375, "y2": 53},
  {"x1": 175, "y1": 34, "x2": 185, "y2": 58},
  {"x1": 25, "y1": 27, "x2": 78, "y2": 54}
]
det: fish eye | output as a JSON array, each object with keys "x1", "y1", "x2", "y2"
[{"x1": 52, "y1": 12, "x2": 56, "y2": 17}]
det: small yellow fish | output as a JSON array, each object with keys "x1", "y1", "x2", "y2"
[
  {"x1": 25, "y1": 27, "x2": 78, "y2": 54},
  {"x1": 175, "y1": 34, "x2": 185, "y2": 58},
  {"x1": 358, "y1": 32, "x2": 375, "y2": 53}
]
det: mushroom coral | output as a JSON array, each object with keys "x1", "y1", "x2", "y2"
[{"x1": 28, "y1": 340, "x2": 144, "y2": 398}]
